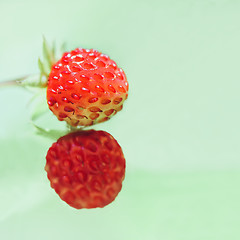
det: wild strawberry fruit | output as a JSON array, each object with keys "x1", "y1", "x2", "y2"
[
  {"x1": 47, "y1": 48, "x2": 129, "y2": 126},
  {"x1": 45, "y1": 130, "x2": 126, "y2": 209}
]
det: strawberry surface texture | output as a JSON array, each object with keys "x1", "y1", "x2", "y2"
[
  {"x1": 45, "y1": 130, "x2": 126, "y2": 209},
  {"x1": 47, "y1": 48, "x2": 129, "y2": 126}
]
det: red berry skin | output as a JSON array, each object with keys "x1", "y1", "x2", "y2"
[
  {"x1": 45, "y1": 130, "x2": 126, "y2": 209},
  {"x1": 47, "y1": 48, "x2": 129, "y2": 126}
]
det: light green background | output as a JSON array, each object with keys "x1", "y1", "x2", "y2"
[{"x1": 1, "y1": 0, "x2": 240, "y2": 239}]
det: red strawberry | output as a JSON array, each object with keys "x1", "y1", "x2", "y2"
[
  {"x1": 45, "y1": 130, "x2": 126, "y2": 209},
  {"x1": 47, "y1": 48, "x2": 129, "y2": 126}
]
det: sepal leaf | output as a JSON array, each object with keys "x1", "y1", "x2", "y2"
[
  {"x1": 32, "y1": 123, "x2": 69, "y2": 141},
  {"x1": 42, "y1": 36, "x2": 55, "y2": 71},
  {"x1": 20, "y1": 74, "x2": 47, "y2": 88}
]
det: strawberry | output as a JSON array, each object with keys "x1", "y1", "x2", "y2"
[
  {"x1": 45, "y1": 130, "x2": 126, "y2": 209},
  {"x1": 47, "y1": 48, "x2": 129, "y2": 126}
]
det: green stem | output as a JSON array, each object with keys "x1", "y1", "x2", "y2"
[
  {"x1": 0, "y1": 80, "x2": 18, "y2": 87},
  {"x1": 0, "y1": 76, "x2": 29, "y2": 88}
]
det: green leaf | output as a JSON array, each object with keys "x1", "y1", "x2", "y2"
[
  {"x1": 52, "y1": 40, "x2": 56, "y2": 63},
  {"x1": 21, "y1": 74, "x2": 46, "y2": 88},
  {"x1": 60, "y1": 42, "x2": 67, "y2": 53},
  {"x1": 32, "y1": 123, "x2": 69, "y2": 141},
  {"x1": 42, "y1": 36, "x2": 53, "y2": 70},
  {"x1": 38, "y1": 58, "x2": 47, "y2": 76}
]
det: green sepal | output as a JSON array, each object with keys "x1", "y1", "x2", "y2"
[
  {"x1": 52, "y1": 40, "x2": 56, "y2": 59},
  {"x1": 60, "y1": 42, "x2": 67, "y2": 55},
  {"x1": 38, "y1": 58, "x2": 47, "y2": 77},
  {"x1": 20, "y1": 74, "x2": 47, "y2": 88},
  {"x1": 20, "y1": 37, "x2": 63, "y2": 89},
  {"x1": 32, "y1": 123, "x2": 69, "y2": 141},
  {"x1": 42, "y1": 37, "x2": 53, "y2": 73}
]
